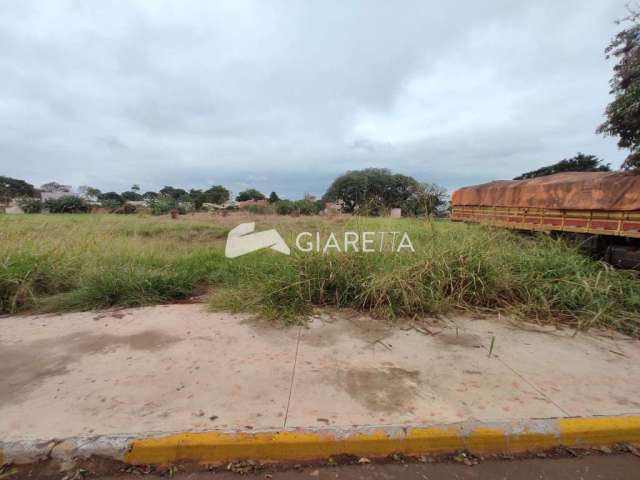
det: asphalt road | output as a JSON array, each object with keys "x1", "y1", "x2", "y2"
[{"x1": 8, "y1": 454, "x2": 637, "y2": 480}]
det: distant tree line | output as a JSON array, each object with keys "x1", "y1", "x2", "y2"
[
  {"x1": 514, "y1": 153, "x2": 611, "y2": 180},
  {"x1": 0, "y1": 170, "x2": 448, "y2": 218}
]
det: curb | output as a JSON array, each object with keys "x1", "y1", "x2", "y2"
[{"x1": 2, "y1": 416, "x2": 640, "y2": 467}]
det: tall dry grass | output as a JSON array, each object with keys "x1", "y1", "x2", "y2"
[{"x1": 1, "y1": 213, "x2": 639, "y2": 335}]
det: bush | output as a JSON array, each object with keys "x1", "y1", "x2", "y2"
[
  {"x1": 113, "y1": 203, "x2": 137, "y2": 214},
  {"x1": 177, "y1": 202, "x2": 194, "y2": 214},
  {"x1": 275, "y1": 199, "x2": 323, "y2": 215},
  {"x1": 246, "y1": 204, "x2": 274, "y2": 214},
  {"x1": 101, "y1": 199, "x2": 123, "y2": 212},
  {"x1": 294, "y1": 199, "x2": 323, "y2": 215},
  {"x1": 148, "y1": 198, "x2": 176, "y2": 215},
  {"x1": 17, "y1": 198, "x2": 42, "y2": 213},
  {"x1": 44, "y1": 196, "x2": 90, "y2": 213},
  {"x1": 275, "y1": 200, "x2": 295, "y2": 215}
]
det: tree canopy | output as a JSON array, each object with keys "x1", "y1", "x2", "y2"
[
  {"x1": 40, "y1": 182, "x2": 70, "y2": 193},
  {"x1": 268, "y1": 191, "x2": 280, "y2": 203},
  {"x1": 323, "y1": 168, "x2": 424, "y2": 215},
  {"x1": 514, "y1": 153, "x2": 611, "y2": 180},
  {"x1": 236, "y1": 188, "x2": 265, "y2": 201},
  {"x1": 159, "y1": 186, "x2": 188, "y2": 200},
  {"x1": 78, "y1": 185, "x2": 101, "y2": 200},
  {"x1": 203, "y1": 185, "x2": 230, "y2": 204},
  {"x1": 0, "y1": 175, "x2": 36, "y2": 203},
  {"x1": 598, "y1": 9, "x2": 640, "y2": 169},
  {"x1": 98, "y1": 191, "x2": 123, "y2": 204},
  {"x1": 121, "y1": 191, "x2": 143, "y2": 201}
]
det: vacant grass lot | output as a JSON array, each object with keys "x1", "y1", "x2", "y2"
[{"x1": 1, "y1": 212, "x2": 639, "y2": 336}]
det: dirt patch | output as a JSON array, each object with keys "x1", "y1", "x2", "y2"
[
  {"x1": 325, "y1": 366, "x2": 421, "y2": 415},
  {"x1": 0, "y1": 330, "x2": 180, "y2": 406}
]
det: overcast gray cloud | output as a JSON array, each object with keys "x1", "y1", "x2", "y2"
[{"x1": 0, "y1": 0, "x2": 629, "y2": 198}]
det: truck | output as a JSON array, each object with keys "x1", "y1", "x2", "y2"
[{"x1": 450, "y1": 172, "x2": 640, "y2": 268}]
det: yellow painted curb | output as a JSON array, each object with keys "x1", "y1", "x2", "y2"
[{"x1": 124, "y1": 416, "x2": 640, "y2": 465}]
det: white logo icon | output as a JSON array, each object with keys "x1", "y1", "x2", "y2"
[{"x1": 225, "y1": 222, "x2": 291, "y2": 258}]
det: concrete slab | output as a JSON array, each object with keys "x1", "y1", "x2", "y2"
[
  {"x1": 459, "y1": 318, "x2": 640, "y2": 417},
  {"x1": 0, "y1": 306, "x2": 298, "y2": 439},
  {"x1": 1, "y1": 304, "x2": 639, "y2": 444},
  {"x1": 284, "y1": 314, "x2": 564, "y2": 428}
]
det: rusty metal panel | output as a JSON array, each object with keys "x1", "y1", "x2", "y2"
[
  {"x1": 451, "y1": 172, "x2": 640, "y2": 211},
  {"x1": 451, "y1": 206, "x2": 640, "y2": 239}
]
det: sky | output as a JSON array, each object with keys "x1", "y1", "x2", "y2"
[{"x1": 0, "y1": 1, "x2": 630, "y2": 199}]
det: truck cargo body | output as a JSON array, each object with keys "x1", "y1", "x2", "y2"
[
  {"x1": 451, "y1": 205, "x2": 640, "y2": 238},
  {"x1": 451, "y1": 172, "x2": 640, "y2": 268}
]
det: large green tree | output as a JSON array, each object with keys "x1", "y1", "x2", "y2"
[
  {"x1": 598, "y1": 9, "x2": 640, "y2": 169},
  {"x1": 323, "y1": 168, "x2": 421, "y2": 215},
  {"x1": 236, "y1": 188, "x2": 265, "y2": 202},
  {"x1": 514, "y1": 153, "x2": 611, "y2": 180},
  {"x1": 121, "y1": 191, "x2": 143, "y2": 201},
  {"x1": 0, "y1": 176, "x2": 36, "y2": 203},
  {"x1": 204, "y1": 185, "x2": 230, "y2": 204},
  {"x1": 160, "y1": 186, "x2": 188, "y2": 200}
]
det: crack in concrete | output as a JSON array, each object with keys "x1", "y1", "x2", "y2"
[
  {"x1": 282, "y1": 325, "x2": 302, "y2": 428},
  {"x1": 483, "y1": 342, "x2": 571, "y2": 417}
]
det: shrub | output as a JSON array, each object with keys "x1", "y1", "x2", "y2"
[
  {"x1": 276, "y1": 200, "x2": 295, "y2": 215},
  {"x1": 101, "y1": 199, "x2": 123, "y2": 212},
  {"x1": 44, "y1": 196, "x2": 90, "y2": 213},
  {"x1": 148, "y1": 197, "x2": 176, "y2": 215},
  {"x1": 246, "y1": 204, "x2": 274, "y2": 214},
  {"x1": 294, "y1": 199, "x2": 323, "y2": 215},
  {"x1": 17, "y1": 198, "x2": 42, "y2": 213},
  {"x1": 177, "y1": 202, "x2": 194, "y2": 214},
  {"x1": 113, "y1": 203, "x2": 137, "y2": 214},
  {"x1": 275, "y1": 199, "x2": 322, "y2": 215}
]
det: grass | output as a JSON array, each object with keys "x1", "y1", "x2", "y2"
[{"x1": 1, "y1": 212, "x2": 639, "y2": 336}]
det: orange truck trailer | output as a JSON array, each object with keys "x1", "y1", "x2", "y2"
[{"x1": 450, "y1": 172, "x2": 640, "y2": 268}]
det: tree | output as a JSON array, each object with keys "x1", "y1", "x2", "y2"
[
  {"x1": 98, "y1": 192, "x2": 123, "y2": 204},
  {"x1": 188, "y1": 189, "x2": 205, "y2": 210},
  {"x1": 0, "y1": 176, "x2": 36, "y2": 203},
  {"x1": 268, "y1": 191, "x2": 280, "y2": 203},
  {"x1": 17, "y1": 197, "x2": 42, "y2": 213},
  {"x1": 78, "y1": 185, "x2": 101, "y2": 200},
  {"x1": 597, "y1": 8, "x2": 640, "y2": 169},
  {"x1": 44, "y1": 196, "x2": 90, "y2": 213},
  {"x1": 40, "y1": 182, "x2": 71, "y2": 193},
  {"x1": 142, "y1": 191, "x2": 158, "y2": 200},
  {"x1": 121, "y1": 191, "x2": 143, "y2": 201},
  {"x1": 403, "y1": 183, "x2": 448, "y2": 217},
  {"x1": 236, "y1": 188, "x2": 265, "y2": 202},
  {"x1": 131, "y1": 184, "x2": 141, "y2": 192},
  {"x1": 203, "y1": 185, "x2": 230, "y2": 204},
  {"x1": 514, "y1": 153, "x2": 611, "y2": 180},
  {"x1": 160, "y1": 186, "x2": 188, "y2": 200},
  {"x1": 323, "y1": 168, "x2": 420, "y2": 215}
]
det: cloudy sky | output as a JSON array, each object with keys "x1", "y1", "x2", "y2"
[{"x1": 0, "y1": 1, "x2": 629, "y2": 198}]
